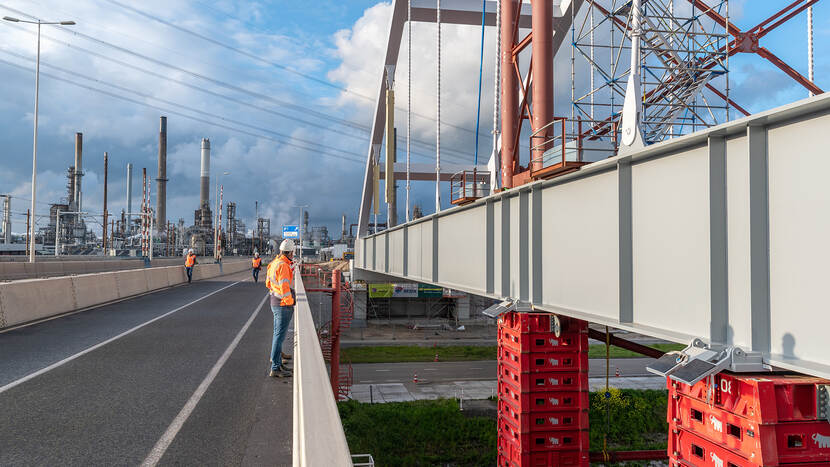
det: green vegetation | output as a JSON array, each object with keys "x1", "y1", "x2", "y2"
[
  {"x1": 340, "y1": 343, "x2": 686, "y2": 363},
  {"x1": 338, "y1": 398, "x2": 497, "y2": 467},
  {"x1": 339, "y1": 389, "x2": 668, "y2": 466},
  {"x1": 589, "y1": 388, "x2": 669, "y2": 451}
]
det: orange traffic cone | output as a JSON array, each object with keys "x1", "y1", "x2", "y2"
[
  {"x1": 434, "y1": 353, "x2": 439, "y2": 362},
  {"x1": 615, "y1": 367, "x2": 621, "y2": 377},
  {"x1": 413, "y1": 372, "x2": 419, "y2": 383}
]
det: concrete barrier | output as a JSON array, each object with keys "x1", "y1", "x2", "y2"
[
  {"x1": 166, "y1": 266, "x2": 186, "y2": 285},
  {"x1": 114, "y1": 269, "x2": 150, "y2": 300},
  {"x1": 145, "y1": 267, "x2": 170, "y2": 290},
  {"x1": 0, "y1": 277, "x2": 77, "y2": 328},
  {"x1": 0, "y1": 259, "x2": 252, "y2": 329},
  {"x1": 72, "y1": 273, "x2": 120, "y2": 310}
]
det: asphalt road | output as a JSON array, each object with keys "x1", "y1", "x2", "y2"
[
  {"x1": 352, "y1": 358, "x2": 657, "y2": 384},
  {"x1": 0, "y1": 270, "x2": 292, "y2": 467}
]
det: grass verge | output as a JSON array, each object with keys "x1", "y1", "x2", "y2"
[
  {"x1": 338, "y1": 389, "x2": 668, "y2": 466},
  {"x1": 340, "y1": 343, "x2": 686, "y2": 363},
  {"x1": 338, "y1": 398, "x2": 497, "y2": 467}
]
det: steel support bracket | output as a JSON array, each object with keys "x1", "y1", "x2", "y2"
[
  {"x1": 647, "y1": 339, "x2": 768, "y2": 386},
  {"x1": 818, "y1": 385, "x2": 830, "y2": 424}
]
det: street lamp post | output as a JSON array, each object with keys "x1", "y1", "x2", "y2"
[
  {"x1": 3, "y1": 16, "x2": 76, "y2": 263},
  {"x1": 214, "y1": 171, "x2": 230, "y2": 260}
]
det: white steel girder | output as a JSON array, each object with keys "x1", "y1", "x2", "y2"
[{"x1": 355, "y1": 93, "x2": 830, "y2": 380}]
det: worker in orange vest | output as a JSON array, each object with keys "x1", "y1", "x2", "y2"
[
  {"x1": 251, "y1": 252, "x2": 263, "y2": 283},
  {"x1": 266, "y1": 239, "x2": 295, "y2": 377},
  {"x1": 184, "y1": 249, "x2": 197, "y2": 284}
]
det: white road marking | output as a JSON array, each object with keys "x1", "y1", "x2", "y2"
[
  {"x1": 375, "y1": 369, "x2": 391, "y2": 372},
  {"x1": 0, "y1": 280, "x2": 245, "y2": 395},
  {"x1": 422, "y1": 368, "x2": 438, "y2": 371},
  {"x1": 141, "y1": 293, "x2": 267, "y2": 467},
  {"x1": 361, "y1": 380, "x2": 376, "y2": 383}
]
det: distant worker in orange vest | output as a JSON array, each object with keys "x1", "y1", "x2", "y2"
[
  {"x1": 252, "y1": 252, "x2": 263, "y2": 283},
  {"x1": 266, "y1": 239, "x2": 295, "y2": 377},
  {"x1": 184, "y1": 249, "x2": 197, "y2": 284}
]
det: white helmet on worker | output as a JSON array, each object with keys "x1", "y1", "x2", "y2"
[
  {"x1": 254, "y1": 251, "x2": 260, "y2": 257},
  {"x1": 188, "y1": 248, "x2": 194, "y2": 254},
  {"x1": 279, "y1": 239, "x2": 295, "y2": 252}
]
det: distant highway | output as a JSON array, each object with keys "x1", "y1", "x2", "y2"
[{"x1": 0, "y1": 271, "x2": 291, "y2": 466}]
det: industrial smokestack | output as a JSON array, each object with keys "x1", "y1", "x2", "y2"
[
  {"x1": 341, "y1": 214, "x2": 347, "y2": 240},
  {"x1": 156, "y1": 116, "x2": 168, "y2": 231},
  {"x1": 74, "y1": 133, "x2": 83, "y2": 212},
  {"x1": 200, "y1": 138, "x2": 210, "y2": 208},
  {"x1": 126, "y1": 163, "x2": 133, "y2": 228},
  {"x1": 1, "y1": 195, "x2": 10, "y2": 244}
]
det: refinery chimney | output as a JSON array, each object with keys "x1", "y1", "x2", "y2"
[
  {"x1": 126, "y1": 163, "x2": 133, "y2": 228},
  {"x1": 74, "y1": 133, "x2": 83, "y2": 212},
  {"x1": 341, "y1": 214, "x2": 347, "y2": 241},
  {"x1": 1, "y1": 195, "x2": 10, "y2": 244},
  {"x1": 200, "y1": 138, "x2": 210, "y2": 208},
  {"x1": 156, "y1": 116, "x2": 168, "y2": 230}
]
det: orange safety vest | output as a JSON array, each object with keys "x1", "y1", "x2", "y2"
[
  {"x1": 266, "y1": 254, "x2": 294, "y2": 306},
  {"x1": 252, "y1": 257, "x2": 262, "y2": 268},
  {"x1": 185, "y1": 254, "x2": 196, "y2": 267}
]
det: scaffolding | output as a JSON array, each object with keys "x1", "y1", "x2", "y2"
[{"x1": 571, "y1": 0, "x2": 731, "y2": 151}]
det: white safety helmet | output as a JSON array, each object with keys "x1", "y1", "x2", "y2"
[
  {"x1": 188, "y1": 249, "x2": 194, "y2": 254},
  {"x1": 254, "y1": 251, "x2": 260, "y2": 257},
  {"x1": 279, "y1": 239, "x2": 295, "y2": 252}
]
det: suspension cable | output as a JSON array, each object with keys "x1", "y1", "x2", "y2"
[
  {"x1": 435, "y1": 0, "x2": 442, "y2": 213},
  {"x1": 493, "y1": 0, "x2": 501, "y2": 190},
  {"x1": 407, "y1": 0, "x2": 412, "y2": 222},
  {"x1": 473, "y1": 0, "x2": 486, "y2": 165}
]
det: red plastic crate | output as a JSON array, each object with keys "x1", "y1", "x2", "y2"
[
  {"x1": 498, "y1": 435, "x2": 588, "y2": 467},
  {"x1": 499, "y1": 399, "x2": 588, "y2": 433},
  {"x1": 499, "y1": 346, "x2": 588, "y2": 373},
  {"x1": 498, "y1": 312, "x2": 587, "y2": 334},
  {"x1": 499, "y1": 381, "x2": 589, "y2": 413},
  {"x1": 669, "y1": 426, "x2": 758, "y2": 467},
  {"x1": 668, "y1": 373, "x2": 830, "y2": 424},
  {"x1": 500, "y1": 418, "x2": 589, "y2": 453},
  {"x1": 498, "y1": 363, "x2": 587, "y2": 394},
  {"x1": 498, "y1": 326, "x2": 589, "y2": 354},
  {"x1": 669, "y1": 394, "x2": 830, "y2": 465}
]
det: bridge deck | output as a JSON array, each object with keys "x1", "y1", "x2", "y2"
[{"x1": 0, "y1": 271, "x2": 292, "y2": 465}]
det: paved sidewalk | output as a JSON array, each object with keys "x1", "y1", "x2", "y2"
[{"x1": 348, "y1": 376, "x2": 666, "y2": 403}]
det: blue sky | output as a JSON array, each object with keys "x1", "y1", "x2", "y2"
[{"x1": 0, "y1": 0, "x2": 826, "y2": 240}]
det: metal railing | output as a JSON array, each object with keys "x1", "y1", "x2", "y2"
[
  {"x1": 449, "y1": 169, "x2": 490, "y2": 205},
  {"x1": 292, "y1": 271, "x2": 353, "y2": 467},
  {"x1": 529, "y1": 117, "x2": 618, "y2": 169}
]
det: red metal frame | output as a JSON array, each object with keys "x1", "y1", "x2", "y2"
[{"x1": 689, "y1": 0, "x2": 823, "y2": 95}]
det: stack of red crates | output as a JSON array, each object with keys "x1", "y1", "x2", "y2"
[
  {"x1": 667, "y1": 372, "x2": 830, "y2": 466},
  {"x1": 497, "y1": 312, "x2": 590, "y2": 467}
]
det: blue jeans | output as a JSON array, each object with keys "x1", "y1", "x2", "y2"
[
  {"x1": 185, "y1": 267, "x2": 193, "y2": 283},
  {"x1": 271, "y1": 305, "x2": 294, "y2": 371},
  {"x1": 252, "y1": 268, "x2": 260, "y2": 282}
]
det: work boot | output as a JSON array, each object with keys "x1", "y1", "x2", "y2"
[{"x1": 281, "y1": 352, "x2": 293, "y2": 360}]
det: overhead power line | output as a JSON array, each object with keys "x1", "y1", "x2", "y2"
[
  {"x1": 0, "y1": 8, "x2": 479, "y2": 163},
  {"x1": 0, "y1": 58, "x2": 366, "y2": 165},
  {"x1": 96, "y1": 0, "x2": 495, "y2": 141}
]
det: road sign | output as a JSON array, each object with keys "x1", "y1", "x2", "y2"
[{"x1": 283, "y1": 225, "x2": 299, "y2": 238}]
